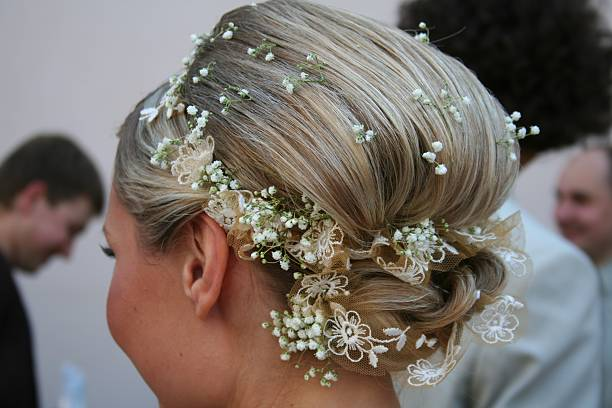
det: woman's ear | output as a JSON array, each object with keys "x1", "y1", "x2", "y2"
[{"x1": 181, "y1": 213, "x2": 229, "y2": 320}]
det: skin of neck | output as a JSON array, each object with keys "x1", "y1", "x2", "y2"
[
  {"x1": 166, "y1": 259, "x2": 400, "y2": 408},
  {"x1": 0, "y1": 206, "x2": 21, "y2": 265}
]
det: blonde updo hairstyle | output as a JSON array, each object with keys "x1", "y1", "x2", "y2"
[{"x1": 114, "y1": 0, "x2": 519, "y2": 374}]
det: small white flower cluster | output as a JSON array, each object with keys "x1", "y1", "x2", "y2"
[
  {"x1": 392, "y1": 219, "x2": 445, "y2": 260},
  {"x1": 282, "y1": 52, "x2": 326, "y2": 94},
  {"x1": 302, "y1": 366, "x2": 339, "y2": 387},
  {"x1": 421, "y1": 140, "x2": 447, "y2": 175},
  {"x1": 218, "y1": 22, "x2": 238, "y2": 42},
  {"x1": 148, "y1": 24, "x2": 238, "y2": 119},
  {"x1": 192, "y1": 61, "x2": 216, "y2": 84},
  {"x1": 414, "y1": 22, "x2": 430, "y2": 44},
  {"x1": 352, "y1": 123, "x2": 376, "y2": 144},
  {"x1": 150, "y1": 137, "x2": 181, "y2": 169},
  {"x1": 412, "y1": 88, "x2": 470, "y2": 124},
  {"x1": 247, "y1": 39, "x2": 277, "y2": 62},
  {"x1": 238, "y1": 187, "x2": 294, "y2": 271},
  {"x1": 498, "y1": 111, "x2": 540, "y2": 161},
  {"x1": 190, "y1": 160, "x2": 239, "y2": 193},
  {"x1": 219, "y1": 85, "x2": 252, "y2": 115},
  {"x1": 263, "y1": 296, "x2": 338, "y2": 386},
  {"x1": 185, "y1": 105, "x2": 211, "y2": 143}
]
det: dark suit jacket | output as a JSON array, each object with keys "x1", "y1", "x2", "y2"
[{"x1": 0, "y1": 252, "x2": 38, "y2": 408}]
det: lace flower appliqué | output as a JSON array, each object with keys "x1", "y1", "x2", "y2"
[
  {"x1": 327, "y1": 308, "x2": 409, "y2": 369},
  {"x1": 469, "y1": 295, "x2": 524, "y2": 344}
]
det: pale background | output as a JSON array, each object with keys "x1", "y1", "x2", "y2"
[{"x1": 0, "y1": 0, "x2": 609, "y2": 407}]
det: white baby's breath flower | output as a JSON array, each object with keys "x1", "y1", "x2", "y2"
[
  {"x1": 222, "y1": 30, "x2": 234, "y2": 40},
  {"x1": 239, "y1": 89, "x2": 250, "y2": 98},
  {"x1": 419, "y1": 22, "x2": 427, "y2": 29},
  {"x1": 435, "y1": 164, "x2": 448, "y2": 175},
  {"x1": 415, "y1": 33, "x2": 429, "y2": 43},
  {"x1": 192, "y1": 76, "x2": 200, "y2": 84},
  {"x1": 186, "y1": 105, "x2": 198, "y2": 116},
  {"x1": 199, "y1": 68, "x2": 209, "y2": 77},
  {"x1": 422, "y1": 152, "x2": 436, "y2": 163},
  {"x1": 219, "y1": 95, "x2": 228, "y2": 104},
  {"x1": 247, "y1": 48, "x2": 256, "y2": 56},
  {"x1": 510, "y1": 111, "x2": 521, "y2": 122},
  {"x1": 300, "y1": 72, "x2": 308, "y2": 80},
  {"x1": 517, "y1": 128, "x2": 527, "y2": 138},
  {"x1": 431, "y1": 141, "x2": 443, "y2": 152},
  {"x1": 265, "y1": 52, "x2": 275, "y2": 61},
  {"x1": 530, "y1": 126, "x2": 540, "y2": 135}
]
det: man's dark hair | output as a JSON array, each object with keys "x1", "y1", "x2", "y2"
[
  {"x1": 0, "y1": 134, "x2": 104, "y2": 214},
  {"x1": 398, "y1": 0, "x2": 612, "y2": 153}
]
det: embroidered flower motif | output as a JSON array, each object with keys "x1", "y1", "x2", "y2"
[
  {"x1": 170, "y1": 136, "x2": 215, "y2": 186},
  {"x1": 326, "y1": 309, "x2": 408, "y2": 368},
  {"x1": 492, "y1": 246, "x2": 528, "y2": 277},
  {"x1": 455, "y1": 225, "x2": 497, "y2": 244},
  {"x1": 406, "y1": 331, "x2": 460, "y2": 387},
  {"x1": 205, "y1": 190, "x2": 247, "y2": 231},
  {"x1": 297, "y1": 272, "x2": 349, "y2": 301},
  {"x1": 406, "y1": 354, "x2": 458, "y2": 386},
  {"x1": 469, "y1": 295, "x2": 524, "y2": 344},
  {"x1": 384, "y1": 219, "x2": 456, "y2": 283},
  {"x1": 415, "y1": 334, "x2": 438, "y2": 349},
  {"x1": 287, "y1": 219, "x2": 343, "y2": 267}
]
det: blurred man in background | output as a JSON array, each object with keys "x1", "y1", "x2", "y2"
[
  {"x1": 0, "y1": 134, "x2": 103, "y2": 408},
  {"x1": 556, "y1": 144, "x2": 612, "y2": 407},
  {"x1": 398, "y1": 0, "x2": 612, "y2": 406}
]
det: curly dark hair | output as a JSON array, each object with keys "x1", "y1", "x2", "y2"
[{"x1": 398, "y1": 0, "x2": 612, "y2": 154}]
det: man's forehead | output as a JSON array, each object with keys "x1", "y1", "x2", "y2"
[{"x1": 564, "y1": 151, "x2": 610, "y2": 186}]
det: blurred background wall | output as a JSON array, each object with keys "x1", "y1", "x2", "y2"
[{"x1": 0, "y1": 0, "x2": 610, "y2": 406}]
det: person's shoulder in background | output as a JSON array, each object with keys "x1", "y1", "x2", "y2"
[
  {"x1": 464, "y1": 200, "x2": 603, "y2": 408},
  {"x1": 396, "y1": 201, "x2": 603, "y2": 408}
]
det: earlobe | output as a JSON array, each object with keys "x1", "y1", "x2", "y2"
[{"x1": 181, "y1": 214, "x2": 229, "y2": 320}]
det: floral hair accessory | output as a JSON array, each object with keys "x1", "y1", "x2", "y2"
[
  {"x1": 282, "y1": 52, "x2": 326, "y2": 94},
  {"x1": 247, "y1": 39, "x2": 277, "y2": 61},
  {"x1": 192, "y1": 61, "x2": 216, "y2": 84},
  {"x1": 414, "y1": 22, "x2": 431, "y2": 44},
  {"x1": 218, "y1": 86, "x2": 252, "y2": 115},
  {"x1": 352, "y1": 123, "x2": 376, "y2": 144},
  {"x1": 422, "y1": 140, "x2": 447, "y2": 175},
  {"x1": 497, "y1": 111, "x2": 540, "y2": 161},
  {"x1": 141, "y1": 25, "x2": 532, "y2": 388},
  {"x1": 412, "y1": 87, "x2": 470, "y2": 124}
]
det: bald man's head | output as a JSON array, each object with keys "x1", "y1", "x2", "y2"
[{"x1": 555, "y1": 147, "x2": 612, "y2": 265}]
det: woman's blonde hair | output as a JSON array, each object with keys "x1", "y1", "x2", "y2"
[{"x1": 114, "y1": 0, "x2": 518, "y2": 371}]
